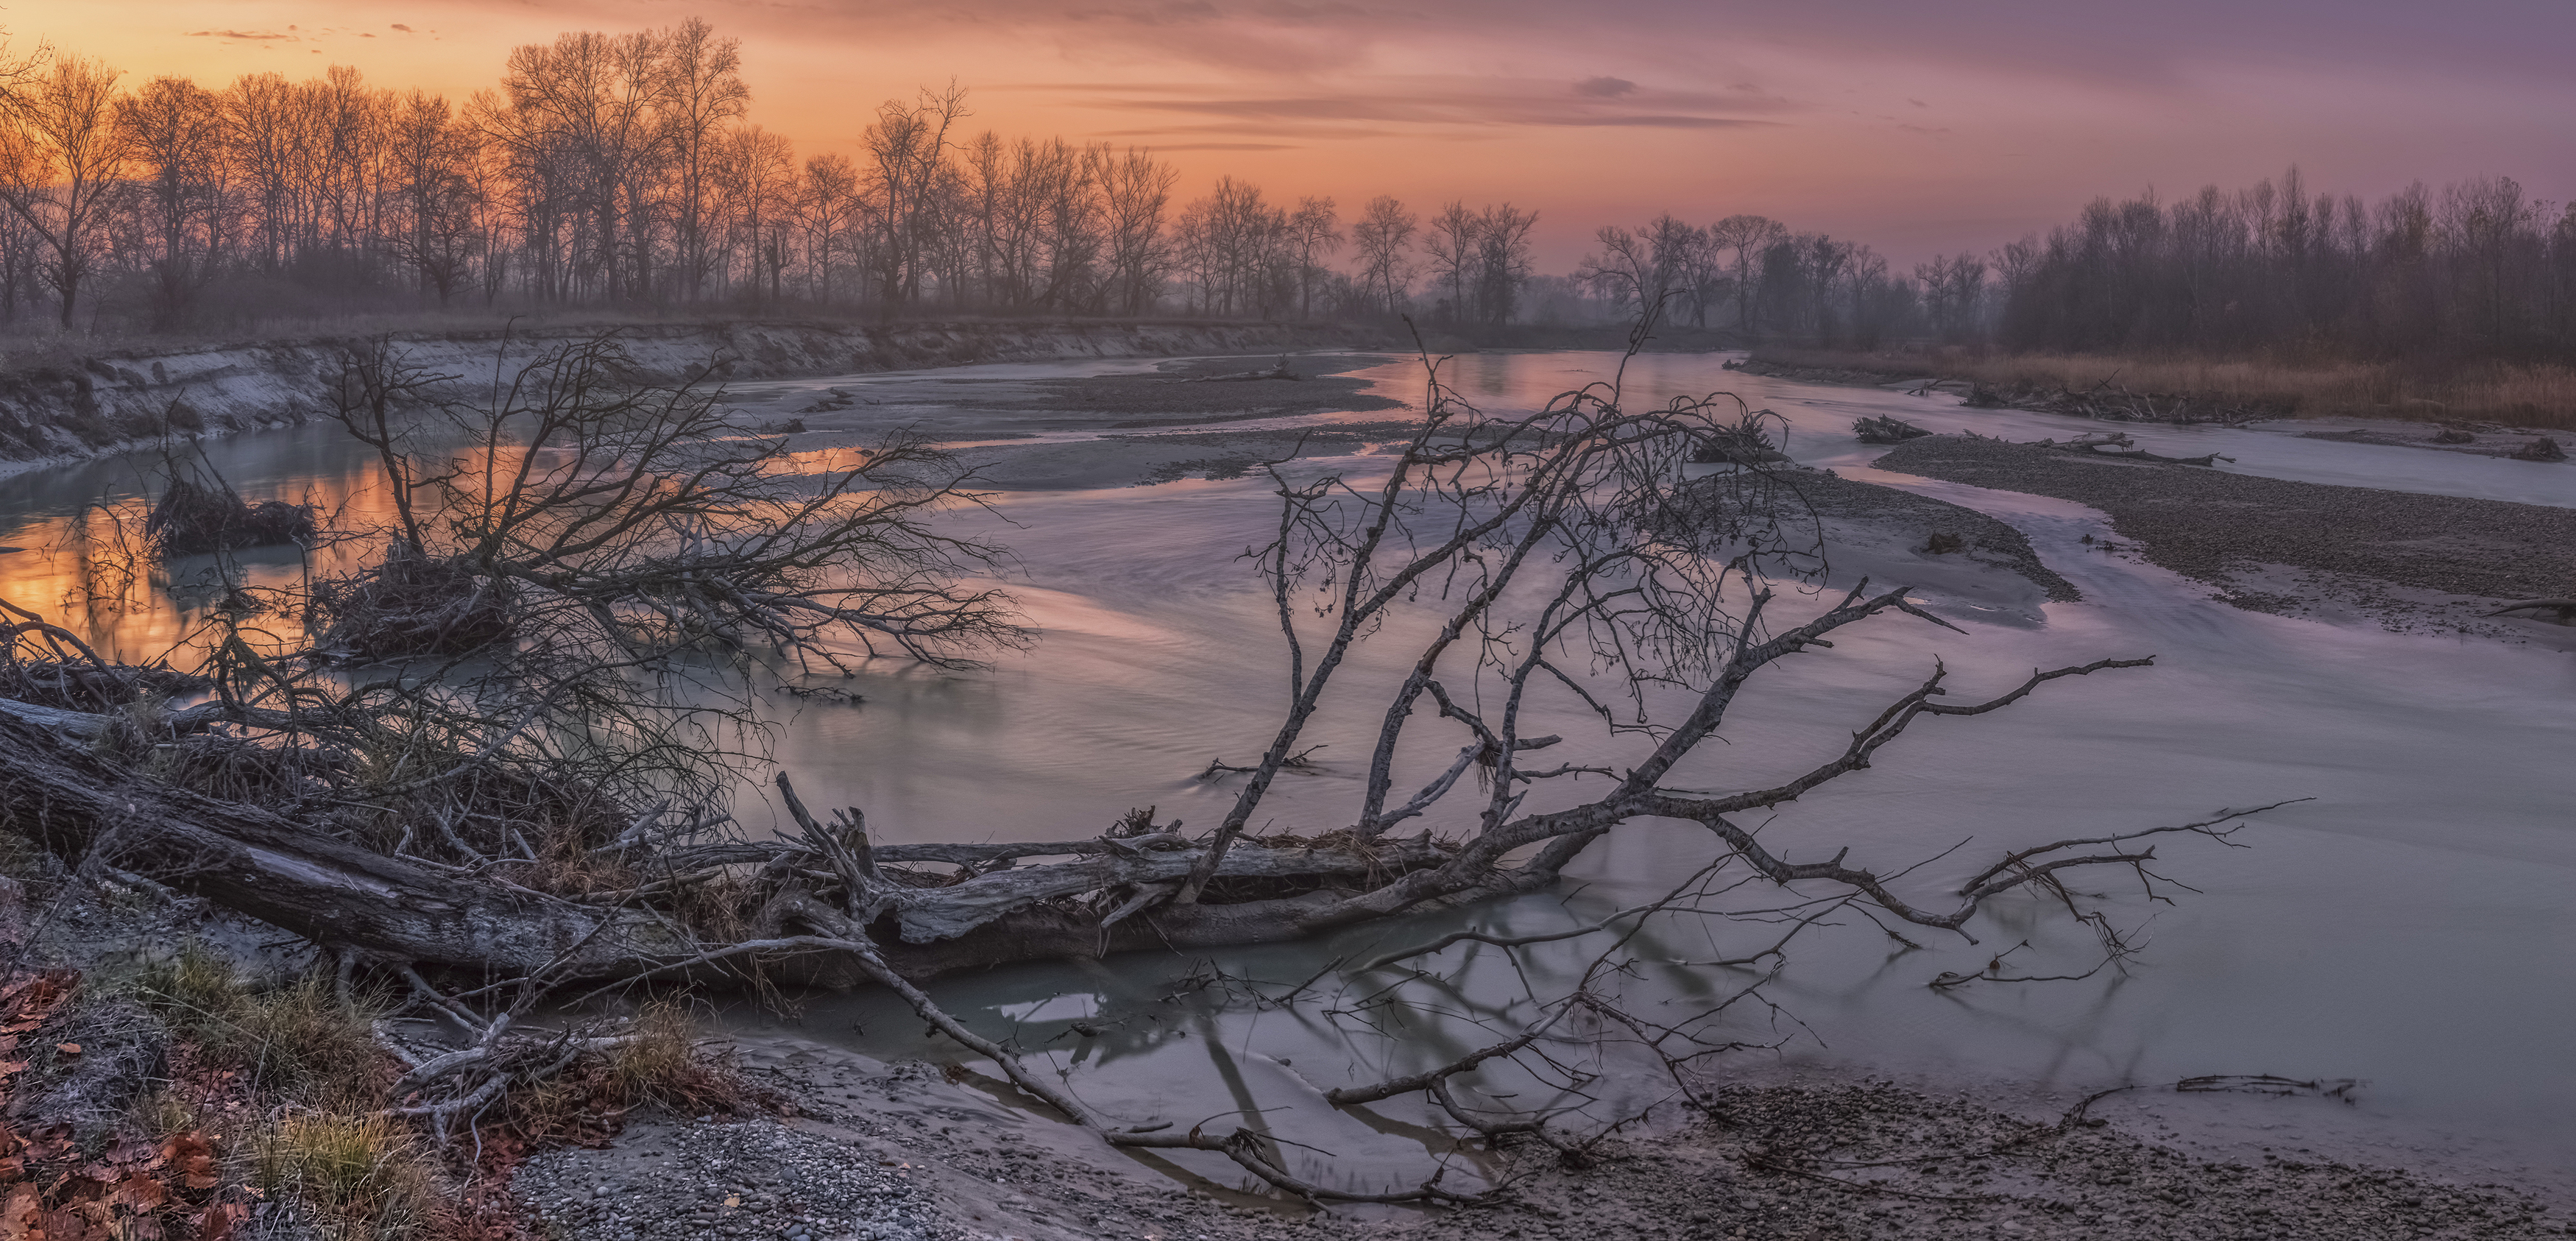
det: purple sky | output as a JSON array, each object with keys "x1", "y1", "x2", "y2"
[{"x1": 56, "y1": 0, "x2": 2576, "y2": 268}]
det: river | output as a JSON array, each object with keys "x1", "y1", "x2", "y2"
[{"x1": 3, "y1": 350, "x2": 2572, "y2": 1198}]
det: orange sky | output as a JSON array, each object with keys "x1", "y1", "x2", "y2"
[{"x1": 24, "y1": 0, "x2": 2576, "y2": 269}]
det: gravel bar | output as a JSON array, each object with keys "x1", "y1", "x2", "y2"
[{"x1": 1872, "y1": 435, "x2": 2576, "y2": 603}]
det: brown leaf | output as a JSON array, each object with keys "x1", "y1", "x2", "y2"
[
  {"x1": 0, "y1": 1186, "x2": 36, "y2": 1241},
  {"x1": 163, "y1": 1134, "x2": 219, "y2": 1192},
  {"x1": 103, "y1": 1138, "x2": 158, "y2": 1170},
  {"x1": 42, "y1": 1203, "x2": 92, "y2": 1239},
  {"x1": 107, "y1": 1175, "x2": 167, "y2": 1215},
  {"x1": 194, "y1": 1201, "x2": 247, "y2": 1241}
]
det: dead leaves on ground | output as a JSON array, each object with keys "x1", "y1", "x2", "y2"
[{"x1": 0, "y1": 970, "x2": 249, "y2": 1241}]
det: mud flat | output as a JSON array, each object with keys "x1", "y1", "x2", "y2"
[{"x1": 1872, "y1": 435, "x2": 2576, "y2": 640}]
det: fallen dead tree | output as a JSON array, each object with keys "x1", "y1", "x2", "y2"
[
  {"x1": 1965, "y1": 377, "x2": 2275, "y2": 427},
  {"x1": 1182, "y1": 354, "x2": 1301, "y2": 383},
  {"x1": 2485, "y1": 598, "x2": 2576, "y2": 624},
  {"x1": 2031, "y1": 431, "x2": 2237, "y2": 467},
  {"x1": 0, "y1": 320, "x2": 2274, "y2": 1201}
]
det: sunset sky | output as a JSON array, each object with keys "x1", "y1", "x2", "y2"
[{"x1": 25, "y1": 0, "x2": 2576, "y2": 269}]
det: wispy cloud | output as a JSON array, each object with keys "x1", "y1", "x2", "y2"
[{"x1": 1039, "y1": 77, "x2": 1786, "y2": 141}]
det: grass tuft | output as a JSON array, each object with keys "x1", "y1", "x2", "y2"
[
  {"x1": 252, "y1": 1110, "x2": 456, "y2": 1240},
  {"x1": 128, "y1": 945, "x2": 388, "y2": 1106}
]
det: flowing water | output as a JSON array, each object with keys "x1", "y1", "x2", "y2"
[{"x1": 4, "y1": 351, "x2": 2572, "y2": 1196}]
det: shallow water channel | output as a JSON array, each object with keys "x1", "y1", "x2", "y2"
[{"x1": 4, "y1": 350, "x2": 2573, "y2": 1198}]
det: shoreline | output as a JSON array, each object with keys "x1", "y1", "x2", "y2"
[
  {"x1": 502, "y1": 1030, "x2": 2576, "y2": 1241},
  {"x1": 7, "y1": 855, "x2": 2569, "y2": 1241}
]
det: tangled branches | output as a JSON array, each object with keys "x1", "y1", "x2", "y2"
[{"x1": 143, "y1": 472, "x2": 316, "y2": 557}]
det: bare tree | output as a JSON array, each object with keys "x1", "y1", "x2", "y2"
[
  {"x1": 1470, "y1": 202, "x2": 1538, "y2": 328},
  {"x1": 0, "y1": 56, "x2": 125, "y2": 328},
  {"x1": 114, "y1": 75, "x2": 229, "y2": 329},
  {"x1": 385, "y1": 90, "x2": 485, "y2": 306},
  {"x1": 861, "y1": 83, "x2": 967, "y2": 313},
  {"x1": 1288, "y1": 195, "x2": 1341, "y2": 320},
  {"x1": 1100, "y1": 146, "x2": 1176, "y2": 314},
  {"x1": 1708, "y1": 213, "x2": 1785, "y2": 333},
  {"x1": 1351, "y1": 194, "x2": 1416, "y2": 317},
  {"x1": 1425, "y1": 199, "x2": 1477, "y2": 324},
  {"x1": 796, "y1": 152, "x2": 862, "y2": 303},
  {"x1": 715, "y1": 124, "x2": 794, "y2": 303},
  {"x1": 659, "y1": 17, "x2": 749, "y2": 302}
]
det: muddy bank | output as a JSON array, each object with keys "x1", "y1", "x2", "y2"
[
  {"x1": 1872, "y1": 435, "x2": 2576, "y2": 635},
  {"x1": 0, "y1": 319, "x2": 1390, "y2": 472}
]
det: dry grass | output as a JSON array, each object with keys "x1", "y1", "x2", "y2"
[
  {"x1": 1751, "y1": 346, "x2": 2576, "y2": 430},
  {"x1": 250, "y1": 1110, "x2": 457, "y2": 1240},
  {"x1": 128, "y1": 945, "x2": 389, "y2": 1107},
  {"x1": 507, "y1": 1001, "x2": 763, "y2": 1143}
]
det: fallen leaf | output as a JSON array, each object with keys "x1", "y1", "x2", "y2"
[
  {"x1": 44, "y1": 1201, "x2": 94, "y2": 1238},
  {"x1": 194, "y1": 1200, "x2": 247, "y2": 1241},
  {"x1": 0, "y1": 1186, "x2": 36, "y2": 1241},
  {"x1": 53, "y1": 1044, "x2": 78, "y2": 1056},
  {"x1": 108, "y1": 1175, "x2": 168, "y2": 1213},
  {"x1": 162, "y1": 1134, "x2": 219, "y2": 1190}
]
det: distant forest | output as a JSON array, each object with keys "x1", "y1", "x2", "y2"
[{"x1": 1, "y1": 22, "x2": 2571, "y2": 369}]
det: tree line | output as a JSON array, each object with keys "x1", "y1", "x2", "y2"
[
  {"x1": 1570, "y1": 213, "x2": 1962, "y2": 349},
  {"x1": 0, "y1": 26, "x2": 1549, "y2": 333},
  {"x1": 1, "y1": 24, "x2": 2566, "y2": 367},
  {"x1": 1992, "y1": 169, "x2": 2576, "y2": 363}
]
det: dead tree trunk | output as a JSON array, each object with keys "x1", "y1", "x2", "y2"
[{"x1": 0, "y1": 712, "x2": 1457, "y2": 985}]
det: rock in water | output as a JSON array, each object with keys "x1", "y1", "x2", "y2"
[{"x1": 2509, "y1": 436, "x2": 2567, "y2": 462}]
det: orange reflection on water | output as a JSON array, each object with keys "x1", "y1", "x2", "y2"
[{"x1": 0, "y1": 459, "x2": 400, "y2": 668}]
